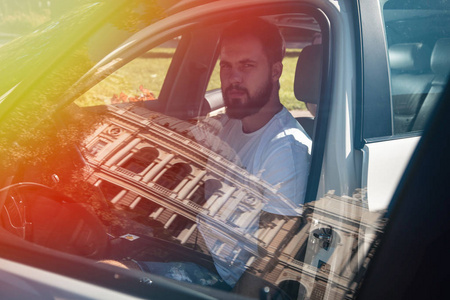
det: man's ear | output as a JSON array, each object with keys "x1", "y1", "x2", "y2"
[{"x1": 272, "y1": 61, "x2": 283, "y2": 82}]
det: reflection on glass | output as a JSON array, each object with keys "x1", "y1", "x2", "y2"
[
  {"x1": 0, "y1": 94, "x2": 386, "y2": 299},
  {"x1": 68, "y1": 102, "x2": 382, "y2": 297}
]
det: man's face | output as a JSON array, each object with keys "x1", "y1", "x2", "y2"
[{"x1": 220, "y1": 35, "x2": 274, "y2": 119}]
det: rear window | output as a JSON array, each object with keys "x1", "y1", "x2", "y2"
[{"x1": 382, "y1": 0, "x2": 450, "y2": 135}]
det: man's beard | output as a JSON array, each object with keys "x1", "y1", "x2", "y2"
[{"x1": 223, "y1": 79, "x2": 273, "y2": 120}]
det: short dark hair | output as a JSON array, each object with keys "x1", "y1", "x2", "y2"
[{"x1": 220, "y1": 17, "x2": 286, "y2": 64}]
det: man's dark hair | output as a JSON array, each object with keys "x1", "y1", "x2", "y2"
[{"x1": 220, "y1": 17, "x2": 286, "y2": 64}]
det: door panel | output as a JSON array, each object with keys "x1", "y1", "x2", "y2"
[{"x1": 362, "y1": 137, "x2": 419, "y2": 211}]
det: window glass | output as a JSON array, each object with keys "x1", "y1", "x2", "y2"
[
  {"x1": 0, "y1": 10, "x2": 395, "y2": 300},
  {"x1": 76, "y1": 39, "x2": 178, "y2": 107},
  {"x1": 382, "y1": 0, "x2": 450, "y2": 135}
]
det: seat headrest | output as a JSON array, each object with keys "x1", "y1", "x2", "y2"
[
  {"x1": 431, "y1": 38, "x2": 450, "y2": 76},
  {"x1": 389, "y1": 43, "x2": 431, "y2": 72},
  {"x1": 294, "y1": 45, "x2": 322, "y2": 104}
]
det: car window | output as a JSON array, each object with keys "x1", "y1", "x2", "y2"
[
  {"x1": 382, "y1": 0, "x2": 450, "y2": 136},
  {"x1": 76, "y1": 38, "x2": 179, "y2": 107},
  {"x1": 1, "y1": 3, "x2": 420, "y2": 299}
]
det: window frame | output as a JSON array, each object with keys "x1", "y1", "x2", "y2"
[{"x1": 355, "y1": 0, "x2": 393, "y2": 148}]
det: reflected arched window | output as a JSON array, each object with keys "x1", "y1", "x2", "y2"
[
  {"x1": 122, "y1": 147, "x2": 158, "y2": 173},
  {"x1": 278, "y1": 280, "x2": 307, "y2": 300},
  {"x1": 189, "y1": 179, "x2": 221, "y2": 206},
  {"x1": 156, "y1": 163, "x2": 192, "y2": 190}
]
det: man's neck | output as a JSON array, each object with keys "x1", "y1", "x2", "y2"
[{"x1": 241, "y1": 98, "x2": 283, "y2": 133}]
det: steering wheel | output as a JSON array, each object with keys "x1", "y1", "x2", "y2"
[{"x1": 0, "y1": 183, "x2": 108, "y2": 259}]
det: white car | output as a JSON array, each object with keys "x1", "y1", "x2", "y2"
[{"x1": 0, "y1": 0, "x2": 449, "y2": 299}]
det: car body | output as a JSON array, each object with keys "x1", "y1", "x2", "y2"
[{"x1": 0, "y1": 0, "x2": 449, "y2": 299}]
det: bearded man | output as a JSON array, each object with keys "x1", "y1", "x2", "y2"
[
  {"x1": 103, "y1": 18, "x2": 313, "y2": 295},
  {"x1": 216, "y1": 17, "x2": 312, "y2": 213}
]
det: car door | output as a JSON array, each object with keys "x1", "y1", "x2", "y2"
[
  {"x1": 356, "y1": 77, "x2": 450, "y2": 300},
  {"x1": 3, "y1": 1, "x2": 447, "y2": 299},
  {"x1": 357, "y1": 0, "x2": 450, "y2": 212},
  {"x1": 0, "y1": 1, "x2": 367, "y2": 299}
]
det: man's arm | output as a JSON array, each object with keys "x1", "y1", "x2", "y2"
[{"x1": 258, "y1": 137, "x2": 311, "y2": 215}]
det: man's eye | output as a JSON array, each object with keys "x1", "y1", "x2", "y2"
[{"x1": 243, "y1": 63, "x2": 257, "y2": 70}]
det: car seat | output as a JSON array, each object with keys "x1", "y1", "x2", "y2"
[
  {"x1": 412, "y1": 38, "x2": 450, "y2": 131},
  {"x1": 388, "y1": 43, "x2": 433, "y2": 134},
  {"x1": 294, "y1": 44, "x2": 322, "y2": 138}
]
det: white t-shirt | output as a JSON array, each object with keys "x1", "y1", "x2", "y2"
[
  {"x1": 217, "y1": 107, "x2": 312, "y2": 214},
  {"x1": 194, "y1": 107, "x2": 312, "y2": 286}
]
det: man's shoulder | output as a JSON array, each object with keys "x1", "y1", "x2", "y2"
[{"x1": 267, "y1": 108, "x2": 312, "y2": 149}]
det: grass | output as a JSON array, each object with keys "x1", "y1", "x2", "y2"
[
  {"x1": 2, "y1": 8, "x2": 306, "y2": 111},
  {"x1": 0, "y1": 9, "x2": 51, "y2": 35},
  {"x1": 76, "y1": 48, "x2": 306, "y2": 111},
  {"x1": 280, "y1": 50, "x2": 306, "y2": 110},
  {"x1": 76, "y1": 48, "x2": 176, "y2": 106}
]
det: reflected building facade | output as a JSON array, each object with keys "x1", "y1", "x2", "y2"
[{"x1": 83, "y1": 104, "x2": 383, "y2": 299}]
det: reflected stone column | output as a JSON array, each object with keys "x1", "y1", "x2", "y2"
[
  {"x1": 180, "y1": 223, "x2": 198, "y2": 244},
  {"x1": 204, "y1": 194, "x2": 219, "y2": 210},
  {"x1": 117, "y1": 153, "x2": 134, "y2": 167},
  {"x1": 110, "y1": 189, "x2": 127, "y2": 204},
  {"x1": 209, "y1": 187, "x2": 236, "y2": 216},
  {"x1": 164, "y1": 214, "x2": 177, "y2": 229},
  {"x1": 173, "y1": 178, "x2": 189, "y2": 193},
  {"x1": 105, "y1": 137, "x2": 140, "y2": 166},
  {"x1": 178, "y1": 170, "x2": 207, "y2": 200},
  {"x1": 245, "y1": 256, "x2": 256, "y2": 268},
  {"x1": 263, "y1": 219, "x2": 286, "y2": 245},
  {"x1": 129, "y1": 196, "x2": 142, "y2": 210},
  {"x1": 142, "y1": 154, "x2": 175, "y2": 183},
  {"x1": 220, "y1": 190, "x2": 245, "y2": 221},
  {"x1": 151, "y1": 207, "x2": 164, "y2": 219},
  {"x1": 240, "y1": 203, "x2": 264, "y2": 229}
]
